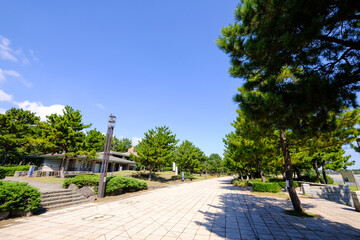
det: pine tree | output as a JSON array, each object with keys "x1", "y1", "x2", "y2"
[
  {"x1": 0, "y1": 108, "x2": 41, "y2": 165},
  {"x1": 131, "y1": 126, "x2": 178, "y2": 180},
  {"x1": 42, "y1": 106, "x2": 92, "y2": 178}
]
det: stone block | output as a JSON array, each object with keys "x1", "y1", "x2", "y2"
[
  {"x1": 78, "y1": 186, "x2": 95, "y2": 198},
  {"x1": 350, "y1": 191, "x2": 360, "y2": 212},
  {"x1": 68, "y1": 183, "x2": 79, "y2": 191}
]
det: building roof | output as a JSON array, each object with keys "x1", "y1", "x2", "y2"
[{"x1": 26, "y1": 151, "x2": 137, "y2": 165}]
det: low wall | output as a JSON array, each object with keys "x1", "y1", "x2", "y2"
[
  {"x1": 300, "y1": 182, "x2": 353, "y2": 207},
  {"x1": 14, "y1": 171, "x2": 93, "y2": 177}
]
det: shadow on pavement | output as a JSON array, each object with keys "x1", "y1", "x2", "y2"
[{"x1": 195, "y1": 184, "x2": 360, "y2": 240}]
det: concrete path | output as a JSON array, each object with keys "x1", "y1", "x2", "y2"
[
  {"x1": 4, "y1": 177, "x2": 63, "y2": 192},
  {"x1": 1, "y1": 177, "x2": 360, "y2": 240}
]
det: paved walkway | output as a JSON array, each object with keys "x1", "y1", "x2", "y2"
[
  {"x1": 4, "y1": 177, "x2": 63, "y2": 192},
  {"x1": 1, "y1": 177, "x2": 359, "y2": 240}
]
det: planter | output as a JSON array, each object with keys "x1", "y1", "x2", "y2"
[{"x1": 0, "y1": 211, "x2": 9, "y2": 220}]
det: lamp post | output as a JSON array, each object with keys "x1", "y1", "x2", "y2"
[{"x1": 97, "y1": 114, "x2": 116, "y2": 198}]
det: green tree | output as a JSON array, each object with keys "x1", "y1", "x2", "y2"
[
  {"x1": 0, "y1": 108, "x2": 41, "y2": 165},
  {"x1": 174, "y1": 140, "x2": 205, "y2": 173},
  {"x1": 112, "y1": 137, "x2": 133, "y2": 152},
  {"x1": 42, "y1": 106, "x2": 92, "y2": 178},
  {"x1": 208, "y1": 153, "x2": 224, "y2": 176},
  {"x1": 83, "y1": 128, "x2": 106, "y2": 154},
  {"x1": 218, "y1": 1, "x2": 360, "y2": 212},
  {"x1": 131, "y1": 126, "x2": 178, "y2": 180},
  {"x1": 217, "y1": 0, "x2": 360, "y2": 115}
]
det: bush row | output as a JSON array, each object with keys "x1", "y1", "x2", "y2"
[
  {"x1": 0, "y1": 181, "x2": 41, "y2": 214},
  {"x1": 269, "y1": 178, "x2": 299, "y2": 188},
  {"x1": 171, "y1": 174, "x2": 195, "y2": 181},
  {"x1": 0, "y1": 165, "x2": 35, "y2": 177},
  {"x1": 251, "y1": 182, "x2": 281, "y2": 193},
  {"x1": 63, "y1": 175, "x2": 147, "y2": 195}
]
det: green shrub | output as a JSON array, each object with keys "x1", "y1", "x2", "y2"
[
  {"x1": 106, "y1": 176, "x2": 147, "y2": 195},
  {"x1": 0, "y1": 169, "x2": 6, "y2": 180},
  {"x1": 63, "y1": 175, "x2": 147, "y2": 195},
  {"x1": 63, "y1": 174, "x2": 99, "y2": 188},
  {"x1": 0, "y1": 181, "x2": 41, "y2": 213},
  {"x1": 301, "y1": 174, "x2": 334, "y2": 184},
  {"x1": 231, "y1": 179, "x2": 239, "y2": 186},
  {"x1": 0, "y1": 165, "x2": 35, "y2": 176},
  {"x1": 269, "y1": 178, "x2": 299, "y2": 188},
  {"x1": 170, "y1": 174, "x2": 194, "y2": 181},
  {"x1": 252, "y1": 182, "x2": 281, "y2": 193},
  {"x1": 171, "y1": 175, "x2": 181, "y2": 180}
]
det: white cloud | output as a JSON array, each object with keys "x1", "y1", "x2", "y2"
[
  {"x1": 96, "y1": 103, "x2": 105, "y2": 110},
  {"x1": 0, "y1": 108, "x2": 6, "y2": 114},
  {"x1": 29, "y1": 50, "x2": 39, "y2": 61},
  {"x1": 14, "y1": 100, "x2": 65, "y2": 121},
  {"x1": 131, "y1": 137, "x2": 142, "y2": 146},
  {"x1": 0, "y1": 89, "x2": 13, "y2": 102},
  {"x1": 0, "y1": 35, "x2": 17, "y2": 62},
  {"x1": 0, "y1": 68, "x2": 21, "y2": 82}
]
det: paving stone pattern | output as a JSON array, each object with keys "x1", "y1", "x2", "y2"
[{"x1": 1, "y1": 177, "x2": 360, "y2": 240}]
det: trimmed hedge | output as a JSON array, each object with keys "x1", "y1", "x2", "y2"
[
  {"x1": 0, "y1": 165, "x2": 35, "y2": 176},
  {"x1": 0, "y1": 169, "x2": 5, "y2": 180},
  {"x1": 252, "y1": 182, "x2": 281, "y2": 193},
  {"x1": 106, "y1": 177, "x2": 147, "y2": 195},
  {"x1": 0, "y1": 181, "x2": 41, "y2": 213},
  {"x1": 269, "y1": 178, "x2": 299, "y2": 188},
  {"x1": 63, "y1": 174, "x2": 99, "y2": 188},
  {"x1": 171, "y1": 174, "x2": 195, "y2": 181},
  {"x1": 63, "y1": 175, "x2": 147, "y2": 195}
]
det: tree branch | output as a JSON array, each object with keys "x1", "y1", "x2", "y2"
[{"x1": 316, "y1": 35, "x2": 360, "y2": 50}]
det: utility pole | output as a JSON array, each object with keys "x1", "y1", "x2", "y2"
[{"x1": 97, "y1": 114, "x2": 116, "y2": 198}]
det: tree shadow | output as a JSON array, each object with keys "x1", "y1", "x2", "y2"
[{"x1": 195, "y1": 184, "x2": 360, "y2": 240}]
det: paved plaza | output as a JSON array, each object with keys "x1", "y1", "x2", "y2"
[{"x1": 1, "y1": 177, "x2": 360, "y2": 240}]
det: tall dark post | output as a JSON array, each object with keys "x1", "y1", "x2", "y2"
[{"x1": 97, "y1": 114, "x2": 116, "y2": 198}]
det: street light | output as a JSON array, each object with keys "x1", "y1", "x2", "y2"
[{"x1": 97, "y1": 114, "x2": 116, "y2": 198}]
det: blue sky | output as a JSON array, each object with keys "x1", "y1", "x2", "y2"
[{"x1": 0, "y1": 1, "x2": 359, "y2": 169}]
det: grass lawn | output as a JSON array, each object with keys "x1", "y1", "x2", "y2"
[
  {"x1": 18, "y1": 176, "x2": 64, "y2": 184},
  {"x1": 332, "y1": 182, "x2": 359, "y2": 191},
  {"x1": 250, "y1": 191, "x2": 290, "y2": 200}
]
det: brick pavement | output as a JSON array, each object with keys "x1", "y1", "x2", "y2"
[{"x1": 0, "y1": 177, "x2": 359, "y2": 240}]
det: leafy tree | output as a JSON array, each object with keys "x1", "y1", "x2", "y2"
[
  {"x1": 112, "y1": 137, "x2": 133, "y2": 152},
  {"x1": 217, "y1": 0, "x2": 360, "y2": 115},
  {"x1": 42, "y1": 106, "x2": 92, "y2": 178},
  {"x1": 218, "y1": 1, "x2": 360, "y2": 212},
  {"x1": 83, "y1": 128, "x2": 106, "y2": 154},
  {"x1": 208, "y1": 153, "x2": 224, "y2": 176},
  {"x1": 174, "y1": 140, "x2": 205, "y2": 173},
  {"x1": 130, "y1": 126, "x2": 178, "y2": 180},
  {"x1": 0, "y1": 108, "x2": 40, "y2": 165}
]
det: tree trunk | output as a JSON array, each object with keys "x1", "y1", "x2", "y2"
[
  {"x1": 280, "y1": 129, "x2": 304, "y2": 213},
  {"x1": 294, "y1": 166, "x2": 302, "y2": 180},
  {"x1": 255, "y1": 158, "x2": 266, "y2": 182},
  {"x1": 60, "y1": 155, "x2": 66, "y2": 178},
  {"x1": 322, "y1": 165, "x2": 328, "y2": 184},
  {"x1": 313, "y1": 161, "x2": 324, "y2": 184},
  {"x1": 238, "y1": 171, "x2": 244, "y2": 181},
  {"x1": 1, "y1": 149, "x2": 8, "y2": 166},
  {"x1": 149, "y1": 167, "x2": 152, "y2": 181}
]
